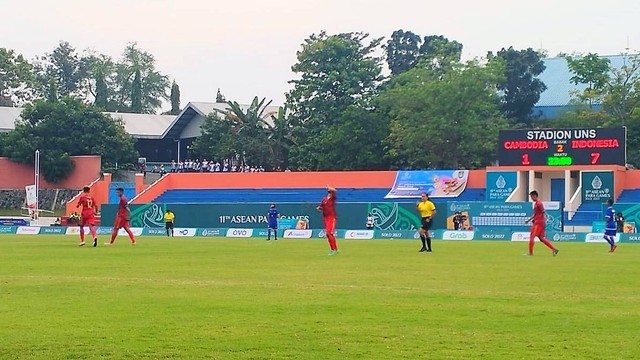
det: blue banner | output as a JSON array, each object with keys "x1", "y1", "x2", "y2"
[
  {"x1": 486, "y1": 172, "x2": 517, "y2": 201},
  {"x1": 40, "y1": 227, "x2": 66, "y2": 235},
  {"x1": 385, "y1": 170, "x2": 469, "y2": 199},
  {"x1": 582, "y1": 171, "x2": 614, "y2": 203}
]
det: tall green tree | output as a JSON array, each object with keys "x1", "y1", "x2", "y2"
[
  {"x1": 286, "y1": 32, "x2": 384, "y2": 169},
  {"x1": 0, "y1": 48, "x2": 34, "y2": 106},
  {"x1": 34, "y1": 41, "x2": 84, "y2": 98},
  {"x1": 384, "y1": 30, "x2": 422, "y2": 75},
  {"x1": 493, "y1": 47, "x2": 547, "y2": 125},
  {"x1": 169, "y1": 81, "x2": 181, "y2": 115},
  {"x1": 130, "y1": 69, "x2": 142, "y2": 113},
  {"x1": 3, "y1": 98, "x2": 137, "y2": 182},
  {"x1": 603, "y1": 53, "x2": 640, "y2": 125},
  {"x1": 418, "y1": 35, "x2": 463, "y2": 73},
  {"x1": 565, "y1": 53, "x2": 611, "y2": 107},
  {"x1": 379, "y1": 60, "x2": 508, "y2": 169},
  {"x1": 191, "y1": 112, "x2": 236, "y2": 162},
  {"x1": 47, "y1": 79, "x2": 58, "y2": 103},
  {"x1": 114, "y1": 43, "x2": 169, "y2": 113}
]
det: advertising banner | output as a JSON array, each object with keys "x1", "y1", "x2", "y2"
[
  {"x1": 473, "y1": 228, "x2": 512, "y2": 241},
  {"x1": 283, "y1": 229, "x2": 313, "y2": 239},
  {"x1": 585, "y1": 232, "x2": 620, "y2": 243},
  {"x1": 385, "y1": 170, "x2": 469, "y2": 199},
  {"x1": 344, "y1": 230, "x2": 375, "y2": 240},
  {"x1": 486, "y1": 172, "x2": 517, "y2": 201},
  {"x1": 226, "y1": 228, "x2": 254, "y2": 238},
  {"x1": 547, "y1": 232, "x2": 586, "y2": 242},
  {"x1": 172, "y1": 228, "x2": 197, "y2": 237},
  {"x1": 16, "y1": 226, "x2": 41, "y2": 235},
  {"x1": 40, "y1": 227, "x2": 66, "y2": 235},
  {"x1": 448, "y1": 202, "x2": 562, "y2": 232},
  {"x1": 197, "y1": 228, "x2": 226, "y2": 237},
  {"x1": 582, "y1": 171, "x2": 614, "y2": 203},
  {"x1": 441, "y1": 231, "x2": 474, "y2": 241}
]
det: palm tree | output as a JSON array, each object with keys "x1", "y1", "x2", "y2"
[{"x1": 262, "y1": 106, "x2": 297, "y2": 169}]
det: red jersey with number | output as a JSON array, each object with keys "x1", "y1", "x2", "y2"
[
  {"x1": 319, "y1": 196, "x2": 337, "y2": 219},
  {"x1": 78, "y1": 194, "x2": 96, "y2": 216},
  {"x1": 532, "y1": 200, "x2": 545, "y2": 225},
  {"x1": 117, "y1": 195, "x2": 129, "y2": 219}
]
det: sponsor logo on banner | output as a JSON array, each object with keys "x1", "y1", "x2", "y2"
[
  {"x1": 40, "y1": 227, "x2": 65, "y2": 234},
  {"x1": 551, "y1": 232, "x2": 580, "y2": 242},
  {"x1": 0, "y1": 226, "x2": 15, "y2": 234},
  {"x1": 96, "y1": 227, "x2": 113, "y2": 235},
  {"x1": 144, "y1": 228, "x2": 166, "y2": 236},
  {"x1": 379, "y1": 231, "x2": 403, "y2": 239},
  {"x1": 585, "y1": 233, "x2": 620, "y2": 243},
  {"x1": 16, "y1": 226, "x2": 40, "y2": 235},
  {"x1": 118, "y1": 227, "x2": 143, "y2": 236},
  {"x1": 226, "y1": 228, "x2": 254, "y2": 238},
  {"x1": 200, "y1": 228, "x2": 223, "y2": 237},
  {"x1": 478, "y1": 232, "x2": 508, "y2": 240},
  {"x1": 284, "y1": 229, "x2": 313, "y2": 239},
  {"x1": 511, "y1": 232, "x2": 531, "y2": 242},
  {"x1": 442, "y1": 231, "x2": 474, "y2": 241},
  {"x1": 624, "y1": 234, "x2": 640, "y2": 242},
  {"x1": 542, "y1": 202, "x2": 561, "y2": 210},
  {"x1": 344, "y1": 230, "x2": 374, "y2": 239},
  {"x1": 66, "y1": 227, "x2": 91, "y2": 235},
  {"x1": 173, "y1": 228, "x2": 196, "y2": 237}
]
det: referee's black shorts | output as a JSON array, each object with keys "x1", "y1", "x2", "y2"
[
  {"x1": 165, "y1": 221, "x2": 174, "y2": 229},
  {"x1": 421, "y1": 217, "x2": 432, "y2": 231}
]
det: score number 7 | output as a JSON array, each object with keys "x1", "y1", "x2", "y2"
[{"x1": 591, "y1": 152, "x2": 600, "y2": 164}]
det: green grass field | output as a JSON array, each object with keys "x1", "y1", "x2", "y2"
[{"x1": 0, "y1": 237, "x2": 638, "y2": 359}]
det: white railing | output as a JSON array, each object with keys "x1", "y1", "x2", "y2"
[
  {"x1": 128, "y1": 174, "x2": 170, "y2": 204},
  {"x1": 566, "y1": 185, "x2": 582, "y2": 220}
]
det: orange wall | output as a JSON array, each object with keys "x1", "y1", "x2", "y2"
[
  {"x1": 65, "y1": 173, "x2": 111, "y2": 216},
  {"x1": 0, "y1": 156, "x2": 101, "y2": 189},
  {"x1": 467, "y1": 170, "x2": 485, "y2": 188}
]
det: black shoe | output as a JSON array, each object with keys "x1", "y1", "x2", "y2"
[
  {"x1": 426, "y1": 249, "x2": 432, "y2": 252},
  {"x1": 419, "y1": 248, "x2": 427, "y2": 252},
  {"x1": 267, "y1": 238, "x2": 271, "y2": 241},
  {"x1": 93, "y1": 238, "x2": 98, "y2": 247},
  {"x1": 274, "y1": 238, "x2": 277, "y2": 241}
]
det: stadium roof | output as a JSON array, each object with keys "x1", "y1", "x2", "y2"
[
  {"x1": 536, "y1": 54, "x2": 634, "y2": 108},
  {"x1": 0, "y1": 101, "x2": 281, "y2": 140}
]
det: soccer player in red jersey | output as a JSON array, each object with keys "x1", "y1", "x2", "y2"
[
  {"x1": 524, "y1": 190, "x2": 559, "y2": 256},
  {"x1": 317, "y1": 187, "x2": 339, "y2": 255},
  {"x1": 107, "y1": 187, "x2": 136, "y2": 245},
  {"x1": 76, "y1": 186, "x2": 99, "y2": 247}
]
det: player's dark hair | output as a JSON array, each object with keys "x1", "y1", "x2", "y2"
[
  {"x1": 529, "y1": 190, "x2": 538, "y2": 197},
  {"x1": 116, "y1": 187, "x2": 124, "y2": 192},
  {"x1": 607, "y1": 198, "x2": 614, "y2": 206},
  {"x1": 83, "y1": 186, "x2": 90, "y2": 192}
]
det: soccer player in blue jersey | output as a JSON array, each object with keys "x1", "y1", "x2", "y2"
[
  {"x1": 267, "y1": 204, "x2": 280, "y2": 241},
  {"x1": 604, "y1": 198, "x2": 618, "y2": 253}
]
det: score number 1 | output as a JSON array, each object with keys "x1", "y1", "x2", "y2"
[{"x1": 521, "y1": 153, "x2": 530, "y2": 165}]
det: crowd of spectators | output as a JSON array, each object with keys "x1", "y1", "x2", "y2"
[{"x1": 147, "y1": 160, "x2": 292, "y2": 175}]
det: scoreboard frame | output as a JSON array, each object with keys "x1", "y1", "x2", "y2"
[{"x1": 498, "y1": 127, "x2": 626, "y2": 167}]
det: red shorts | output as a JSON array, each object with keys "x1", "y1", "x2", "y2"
[
  {"x1": 323, "y1": 217, "x2": 336, "y2": 235},
  {"x1": 80, "y1": 214, "x2": 95, "y2": 226},
  {"x1": 530, "y1": 223, "x2": 545, "y2": 239},
  {"x1": 114, "y1": 216, "x2": 130, "y2": 229}
]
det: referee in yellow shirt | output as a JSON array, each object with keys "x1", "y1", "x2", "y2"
[
  {"x1": 164, "y1": 210, "x2": 175, "y2": 237},
  {"x1": 416, "y1": 193, "x2": 436, "y2": 252}
]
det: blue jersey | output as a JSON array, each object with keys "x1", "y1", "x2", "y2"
[
  {"x1": 267, "y1": 209, "x2": 279, "y2": 228},
  {"x1": 605, "y1": 206, "x2": 616, "y2": 232}
]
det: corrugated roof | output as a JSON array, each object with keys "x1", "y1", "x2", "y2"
[
  {"x1": 0, "y1": 107, "x2": 23, "y2": 131},
  {"x1": 107, "y1": 112, "x2": 175, "y2": 139},
  {"x1": 190, "y1": 102, "x2": 280, "y2": 124},
  {"x1": 0, "y1": 107, "x2": 174, "y2": 139},
  {"x1": 536, "y1": 55, "x2": 634, "y2": 107}
]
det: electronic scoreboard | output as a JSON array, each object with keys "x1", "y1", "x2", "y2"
[{"x1": 498, "y1": 127, "x2": 626, "y2": 167}]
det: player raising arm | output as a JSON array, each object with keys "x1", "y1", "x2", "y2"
[
  {"x1": 524, "y1": 191, "x2": 558, "y2": 256},
  {"x1": 107, "y1": 187, "x2": 136, "y2": 245},
  {"x1": 77, "y1": 186, "x2": 99, "y2": 247},
  {"x1": 317, "y1": 187, "x2": 339, "y2": 255}
]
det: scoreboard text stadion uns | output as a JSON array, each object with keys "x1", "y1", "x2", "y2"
[{"x1": 498, "y1": 127, "x2": 626, "y2": 167}]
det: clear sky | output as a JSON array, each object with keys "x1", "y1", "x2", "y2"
[{"x1": 1, "y1": 0, "x2": 638, "y2": 109}]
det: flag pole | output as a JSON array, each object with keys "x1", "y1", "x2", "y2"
[{"x1": 34, "y1": 150, "x2": 40, "y2": 225}]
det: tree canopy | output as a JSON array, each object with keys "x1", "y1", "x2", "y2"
[{"x1": 3, "y1": 98, "x2": 137, "y2": 182}]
